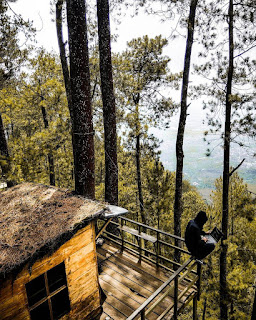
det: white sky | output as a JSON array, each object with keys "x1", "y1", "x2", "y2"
[
  {"x1": 10, "y1": 0, "x2": 187, "y2": 72},
  {"x1": 10, "y1": 0, "x2": 206, "y2": 131},
  {"x1": 11, "y1": 0, "x2": 59, "y2": 52}
]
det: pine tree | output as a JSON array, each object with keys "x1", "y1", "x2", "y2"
[
  {"x1": 97, "y1": 0, "x2": 118, "y2": 205},
  {"x1": 115, "y1": 35, "x2": 177, "y2": 224},
  {"x1": 0, "y1": 0, "x2": 34, "y2": 185},
  {"x1": 66, "y1": 0, "x2": 95, "y2": 198},
  {"x1": 173, "y1": 0, "x2": 199, "y2": 264}
]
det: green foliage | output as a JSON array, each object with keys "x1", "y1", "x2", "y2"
[
  {"x1": 115, "y1": 35, "x2": 179, "y2": 131},
  {"x1": 195, "y1": 173, "x2": 256, "y2": 319},
  {"x1": 193, "y1": 0, "x2": 256, "y2": 145},
  {"x1": 0, "y1": 0, "x2": 35, "y2": 89},
  {"x1": 0, "y1": 50, "x2": 73, "y2": 186}
]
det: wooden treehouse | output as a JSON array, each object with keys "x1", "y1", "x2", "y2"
[
  {"x1": 0, "y1": 183, "x2": 125, "y2": 320},
  {"x1": 0, "y1": 183, "x2": 202, "y2": 320}
]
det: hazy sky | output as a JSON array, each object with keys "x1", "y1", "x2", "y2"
[
  {"x1": 10, "y1": 0, "x2": 206, "y2": 131},
  {"x1": 10, "y1": 0, "x2": 186, "y2": 72}
]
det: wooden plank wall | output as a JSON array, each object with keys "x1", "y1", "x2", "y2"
[{"x1": 0, "y1": 221, "x2": 101, "y2": 320}]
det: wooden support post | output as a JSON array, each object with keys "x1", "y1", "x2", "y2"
[
  {"x1": 174, "y1": 276, "x2": 178, "y2": 320},
  {"x1": 156, "y1": 231, "x2": 160, "y2": 269},
  {"x1": 121, "y1": 218, "x2": 124, "y2": 251},
  {"x1": 138, "y1": 225, "x2": 142, "y2": 262},
  {"x1": 197, "y1": 261, "x2": 202, "y2": 301},
  {"x1": 141, "y1": 309, "x2": 146, "y2": 320},
  {"x1": 96, "y1": 218, "x2": 113, "y2": 240},
  {"x1": 193, "y1": 295, "x2": 198, "y2": 320}
]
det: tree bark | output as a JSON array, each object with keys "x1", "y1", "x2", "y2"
[
  {"x1": 136, "y1": 132, "x2": 146, "y2": 225},
  {"x1": 173, "y1": 0, "x2": 198, "y2": 264},
  {"x1": 96, "y1": 0, "x2": 118, "y2": 205},
  {"x1": 134, "y1": 101, "x2": 146, "y2": 225},
  {"x1": 66, "y1": 0, "x2": 95, "y2": 198},
  {"x1": 41, "y1": 106, "x2": 55, "y2": 186},
  {"x1": 0, "y1": 112, "x2": 9, "y2": 180},
  {"x1": 56, "y1": 0, "x2": 73, "y2": 120},
  {"x1": 220, "y1": 0, "x2": 234, "y2": 318}
]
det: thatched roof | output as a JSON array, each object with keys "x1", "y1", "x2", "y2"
[{"x1": 0, "y1": 183, "x2": 106, "y2": 279}]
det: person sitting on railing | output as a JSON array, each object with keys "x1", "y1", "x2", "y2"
[{"x1": 185, "y1": 211, "x2": 215, "y2": 260}]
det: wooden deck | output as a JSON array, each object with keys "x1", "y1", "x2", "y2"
[{"x1": 97, "y1": 240, "x2": 197, "y2": 320}]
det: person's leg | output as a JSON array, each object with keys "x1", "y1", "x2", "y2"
[{"x1": 196, "y1": 242, "x2": 215, "y2": 260}]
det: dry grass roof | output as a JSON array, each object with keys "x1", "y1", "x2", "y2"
[{"x1": 0, "y1": 183, "x2": 106, "y2": 279}]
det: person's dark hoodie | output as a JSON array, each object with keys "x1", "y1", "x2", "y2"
[{"x1": 185, "y1": 211, "x2": 208, "y2": 256}]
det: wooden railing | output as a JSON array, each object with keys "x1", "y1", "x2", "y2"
[
  {"x1": 126, "y1": 257, "x2": 201, "y2": 320},
  {"x1": 99, "y1": 217, "x2": 202, "y2": 320},
  {"x1": 101, "y1": 216, "x2": 191, "y2": 271}
]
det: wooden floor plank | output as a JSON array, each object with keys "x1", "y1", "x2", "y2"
[
  {"x1": 98, "y1": 248, "x2": 167, "y2": 290},
  {"x1": 100, "y1": 261, "x2": 174, "y2": 309},
  {"x1": 101, "y1": 246, "x2": 193, "y2": 299},
  {"x1": 98, "y1": 244, "x2": 171, "y2": 305},
  {"x1": 100, "y1": 275, "x2": 146, "y2": 306},
  {"x1": 100, "y1": 264, "x2": 170, "y2": 316},
  {"x1": 98, "y1": 241, "x2": 172, "y2": 281},
  {"x1": 97, "y1": 240, "x2": 197, "y2": 320},
  {"x1": 99, "y1": 311, "x2": 113, "y2": 320},
  {"x1": 99, "y1": 255, "x2": 164, "y2": 295},
  {"x1": 100, "y1": 268, "x2": 153, "y2": 299},
  {"x1": 100, "y1": 273, "x2": 169, "y2": 319},
  {"x1": 100, "y1": 301, "x2": 127, "y2": 320},
  {"x1": 98, "y1": 246, "x2": 175, "y2": 307},
  {"x1": 104, "y1": 295, "x2": 135, "y2": 318}
]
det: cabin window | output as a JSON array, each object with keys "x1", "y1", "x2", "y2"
[{"x1": 25, "y1": 262, "x2": 70, "y2": 320}]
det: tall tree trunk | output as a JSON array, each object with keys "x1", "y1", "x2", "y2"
[
  {"x1": 56, "y1": 0, "x2": 73, "y2": 120},
  {"x1": 220, "y1": 0, "x2": 234, "y2": 318},
  {"x1": 41, "y1": 106, "x2": 55, "y2": 186},
  {"x1": 173, "y1": 0, "x2": 198, "y2": 264},
  {"x1": 56, "y1": 1, "x2": 75, "y2": 185},
  {"x1": 136, "y1": 132, "x2": 146, "y2": 225},
  {"x1": 66, "y1": 0, "x2": 95, "y2": 198},
  {"x1": 96, "y1": 0, "x2": 118, "y2": 205},
  {"x1": 0, "y1": 112, "x2": 10, "y2": 181},
  {"x1": 134, "y1": 103, "x2": 146, "y2": 225}
]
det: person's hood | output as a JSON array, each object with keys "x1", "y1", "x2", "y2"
[{"x1": 194, "y1": 211, "x2": 208, "y2": 228}]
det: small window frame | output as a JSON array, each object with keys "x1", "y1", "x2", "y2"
[{"x1": 25, "y1": 262, "x2": 70, "y2": 320}]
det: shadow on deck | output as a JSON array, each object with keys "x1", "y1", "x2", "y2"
[{"x1": 96, "y1": 218, "x2": 201, "y2": 320}]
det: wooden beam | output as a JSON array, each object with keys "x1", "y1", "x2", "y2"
[
  {"x1": 120, "y1": 217, "x2": 186, "y2": 242},
  {"x1": 193, "y1": 295, "x2": 198, "y2": 320},
  {"x1": 96, "y1": 218, "x2": 113, "y2": 240}
]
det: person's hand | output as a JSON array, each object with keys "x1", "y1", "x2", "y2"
[{"x1": 202, "y1": 236, "x2": 208, "y2": 242}]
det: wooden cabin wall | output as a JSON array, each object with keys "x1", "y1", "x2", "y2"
[{"x1": 0, "y1": 222, "x2": 101, "y2": 320}]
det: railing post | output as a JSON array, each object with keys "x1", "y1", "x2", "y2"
[
  {"x1": 141, "y1": 309, "x2": 145, "y2": 320},
  {"x1": 138, "y1": 225, "x2": 142, "y2": 262},
  {"x1": 121, "y1": 218, "x2": 124, "y2": 252},
  {"x1": 193, "y1": 294, "x2": 198, "y2": 320},
  {"x1": 196, "y1": 261, "x2": 202, "y2": 301},
  {"x1": 156, "y1": 231, "x2": 160, "y2": 269},
  {"x1": 174, "y1": 276, "x2": 178, "y2": 320}
]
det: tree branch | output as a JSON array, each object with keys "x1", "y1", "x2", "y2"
[
  {"x1": 248, "y1": 190, "x2": 256, "y2": 196},
  {"x1": 234, "y1": 44, "x2": 256, "y2": 59},
  {"x1": 229, "y1": 158, "x2": 245, "y2": 177}
]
